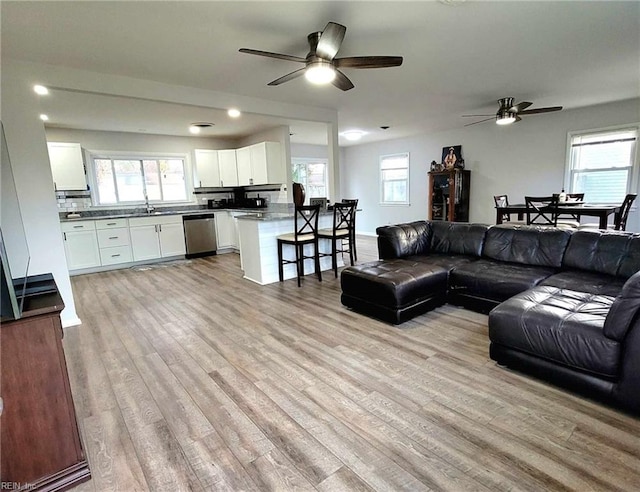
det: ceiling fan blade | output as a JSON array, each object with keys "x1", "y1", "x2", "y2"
[
  {"x1": 335, "y1": 56, "x2": 403, "y2": 69},
  {"x1": 462, "y1": 114, "x2": 494, "y2": 117},
  {"x1": 267, "y1": 67, "x2": 307, "y2": 86},
  {"x1": 518, "y1": 106, "x2": 563, "y2": 115},
  {"x1": 316, "y1": 22, "x2": 346, "y2": 60},
  {"x1": 332, "y1": 69, "x2": 355, "y2": 91},
  {"x1": 239, "y1": 48, "x2": 306, "y2": 64},
  {"x1": 511, "y1": 101, "x2": 532, "y2": 112},
  {"x1": 464, "y1": 117, "x2": 495, "y2": 127}
]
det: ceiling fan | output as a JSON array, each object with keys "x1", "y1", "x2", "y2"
[
  {"x1": 462, "y1": 97, "x2": 563, "y2": 126},
  {"x1": 239, "y1": 22, "x2": 403, "y2": 91}
]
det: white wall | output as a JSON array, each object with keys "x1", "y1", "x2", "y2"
[
  {"x1": 1, "y1": 62, "x2": 80, "y2": 326},
  {"x1": 342, "y1": 98, "x2": 640, "y2": 234}
]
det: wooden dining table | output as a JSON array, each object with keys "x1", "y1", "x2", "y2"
[{"x1": 495, "y1": 203, "x2": 620, "y2": 229}]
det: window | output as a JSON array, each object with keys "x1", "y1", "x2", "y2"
[
  {"x1": 566, "y1": 127, "x2": 638, "y2": 204},
  {"x1": 292, "y1": 158, "x2": 328, "y2": 202},
  {"x1": 380, "y1": 153, "x2": 409, "y2": 204},
  {"x1": 93, "y1": 156, "x2": 187, "y2": 205}
]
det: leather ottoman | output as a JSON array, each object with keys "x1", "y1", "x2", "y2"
[{"x1": 340, "y1": 259, "x2": 448, "y2": 324}]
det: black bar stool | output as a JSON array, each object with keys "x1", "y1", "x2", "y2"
[
  {"x1": 318, "y1": 202, "x2": 356, "y2": 277},
  {"x1": 277, "y1": 205, "x2": 322, "y2": 287}
]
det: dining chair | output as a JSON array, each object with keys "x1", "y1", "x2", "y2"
[
  {"x1": 277, "y1": 204, "x2": 322, "y2": 287},
  {"x1": 552, "y1": 192, "x2": 584, "y2": 228},
  {"x1": 578, "y1": 193, "x2": 637, "y2": 231},
  {"x1": 341, "y1": 198, "x2": 359, "y2": 261},
  {"x1": 493, "y1": 195, "x2": 511, "y2": 222},
  {"x1": 525, "y1": 196, "x2": 557, "y2": 226},
  {"x1": 318, "y1": 202, "x2": 356, "y2": 277}
]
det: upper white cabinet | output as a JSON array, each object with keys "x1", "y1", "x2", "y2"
[
  {"x1": 195, "y1": 142, "x2": 283, "y2": 188},
  {"x1": 218, "y1": 149, "x2": 239, "y2": 187},
  {"x1": 47, "y1": 142, "x2": 87, "y2": 191},
  {"x1": 237, "y1": 142, "x2": 283, "y2": 186},
  {"x1": 194, "y1": 149, "x2": 221, "y2": 187}
]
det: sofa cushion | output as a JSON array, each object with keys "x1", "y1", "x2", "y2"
[
  {"x1": 340, "y1": 259, "x2": 448, "y2": 309},
  {"x1": 563, "y1": 230, "x2": 640, "y2": 278},
  {"x1": 540, "y1": 270, "x2": 625, "y2": 297},
  {"x1": 604, "y1": 271, "x2": 640, "y2": 342},
  {"x1": 406, "y1": 253, "x2": 477, "y2": 271},
  {"x1": 430, "y1": 222, "x2": 488, "y2": 257},
  {"x1": 449, "y1": 259, "x2": 556, "y2": 302},
  {"x1": 482, "y1": 225, "x2": 571, "y2": 268},
  {"x1": 376, "y1": 221, "x2": 431, "y2": 259},
  {"x1": 489, "y1": 286, "x2": 620, "y2": 378}
]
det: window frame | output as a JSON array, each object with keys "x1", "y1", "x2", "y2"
[
  {"x1": 379, "y1": 152, "x2": 410, "y2": 206},
  {"x1": 88, "y1": 150, "x2": 193, "y2": 207},
  {"x1": 564, "y1": 124, "x2": 639, "y2": 205},
  {"x1": 291, "y1": 157, "x2": 330, "y2": 203}
]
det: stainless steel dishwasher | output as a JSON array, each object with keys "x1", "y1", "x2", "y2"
[{"x1": 183, "y1": 213, "x2": 217, "y2": 258}]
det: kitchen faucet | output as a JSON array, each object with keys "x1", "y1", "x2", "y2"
[{"x1": 144, "y1": 193, "x2": 154, "y2": 214}]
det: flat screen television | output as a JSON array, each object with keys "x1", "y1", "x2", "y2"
[{"x1": 1, "y1": 121, "x2": 31, "y2": 321}]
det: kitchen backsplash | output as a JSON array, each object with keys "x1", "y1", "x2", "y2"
[{"x1": 56, "y1": 191, "x2": 92, "y2": 212}]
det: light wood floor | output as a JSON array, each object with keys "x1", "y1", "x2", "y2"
[{"x1": 64, "y1": 235, "x2": 640, "y2": 492}]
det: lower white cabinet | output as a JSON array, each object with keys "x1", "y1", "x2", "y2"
[
  {"x1": 130, "y1": 216, "x2": 185, "y2": 261},
  {"x1": 61, "y1": 221, "x2": 101, "y2": 270},
  {"x1": 215, "y1": 212, "x2": 235, "y2": 249}
]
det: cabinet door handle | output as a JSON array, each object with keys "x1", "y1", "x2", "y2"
[
  {"x1": 73, "y1": 225, "x2": 83, "y2": 228},
  {"x1": 199, "y1": 180, "x2": 202, "y2": 187},
  {"x1": 54, "y1": 182, "x2": 58, "y2": 191},
  {"x1": 154, "y1": 225, "x2": 158, "y2": 233},
  {"x1": 220, "y1": 180, "x2": 224, "y2": 187},
  {"x1": 159, "y1": 224, "x2": 162, "y2": 232},
  {"x1": 63, "y1": 232, "x2": 67, "y2": 241},
  {"x1": 111, "y1": 254, "x2": 121, "y2": 258},
  {"x1": 250, "y1": 178, "x2": 253, "y2": 185},
  {"x1": 109, "y1": 236, "x2": 118, "y2": 240},
  {"x1": 107, "y1": 222, "x2": 117, "y2": 226}
]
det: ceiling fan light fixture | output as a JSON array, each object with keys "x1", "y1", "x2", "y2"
[
  {"x1": 305, "y1": 61, "x2": 336, "y2": 85},
  {"x1": 496, "y1": 109, "x2": 516, "y2": 125}
]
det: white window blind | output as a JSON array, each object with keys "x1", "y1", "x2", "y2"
[
  {"x1": 567, "y1": 128, "x2": 637, "y2": 204},
  {"x1": 380, "y1": 153, "x2": 409, "y2": 205}
]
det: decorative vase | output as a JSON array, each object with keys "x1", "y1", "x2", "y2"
[{"x1": 293, "y1": 182, "x2": 305, "y2": 207}]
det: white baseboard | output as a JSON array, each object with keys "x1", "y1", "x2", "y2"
[{"x1": 62, "y1": 316, "x2": 82, "y2": 328}]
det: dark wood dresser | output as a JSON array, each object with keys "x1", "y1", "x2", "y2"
[{"x1": 1, "y1": 274, "x2": 90, "y2": 491}]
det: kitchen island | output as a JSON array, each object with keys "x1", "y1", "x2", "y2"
[{"x1": 236, "y1": 211, "x2": 342, "y2": 285}]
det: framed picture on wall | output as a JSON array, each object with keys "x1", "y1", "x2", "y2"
[{"x1": 442, "y1": 145, "x2": 462, "y2": 170}]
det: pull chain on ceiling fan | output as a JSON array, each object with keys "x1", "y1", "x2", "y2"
[
  {"x1": 239, "y1": 22, "x2": 403, "y2": 91},
  {"x1": 462, "y1": 97, "x2": 563, "y2": 126}
]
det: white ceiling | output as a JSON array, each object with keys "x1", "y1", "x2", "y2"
[{"x1": 2, "y1": 1, "x2": 639, "y2": 146}]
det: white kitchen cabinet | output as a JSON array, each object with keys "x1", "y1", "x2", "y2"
[
  {"x1": 215, "y1": 211, "x2": 235, "y2": 249},
  {"x1": 236, "y1": 142, "x2": 283, "y2": 186},
  {"x1": 194, "y1": 149, "x2": 221, "y2": 187},
  {"x1": 130, "y1": 225, "x2": 161, "y2": 261},
  {"x1": 61, "y1": 221, "x2": 100, "y2": 270},
  {"x1": 158, "y1": 222, "x2": 187, "y2": 257},
  {"x1": 47, "y1": 142, "x2": 87, "y2": 191},
  {"x1": 130, "y1": 215, "x2": 185, "y2": 260},
  {"x1": 96, "y1": 219, "x2": 132, "y2": 265},
  {"x1": 219, "y1": 149, "x2": 239, "y2": 187}
]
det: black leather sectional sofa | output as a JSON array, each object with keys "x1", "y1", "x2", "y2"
[{"x1": 340, "y1": 221, "x2": 640, "y2": 413}]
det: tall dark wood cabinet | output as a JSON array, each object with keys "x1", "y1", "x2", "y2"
[
  {"x1": 1, "y1": 274, "x2": 90, "y2": 491},
  {"x1": 428, "y1": 170, "x2": 471, "y2": 222}
]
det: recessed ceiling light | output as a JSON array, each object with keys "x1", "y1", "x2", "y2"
[
  {"x1": 189, "y1": 122, "x2": 214, "y2": 134},
  {"x1": 228, "y1": 108, "x2": 241, "y2": 118},
  {"x1": 39, "y1": 114, "x2": 49, "y2": 121},
  {"x1": 33, "y1": 85, "x2": 49, "y2": 95},
  {"x1": 341, "y1": 130, "x2": 366, "y2": 141}
]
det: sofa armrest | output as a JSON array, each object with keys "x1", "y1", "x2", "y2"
[
  {"x1": 604, "y1": 270, "x2": 640, "y2": 341},
  {"x1": 376, "y1": 221, "x2": 431, "y2": 259}
]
